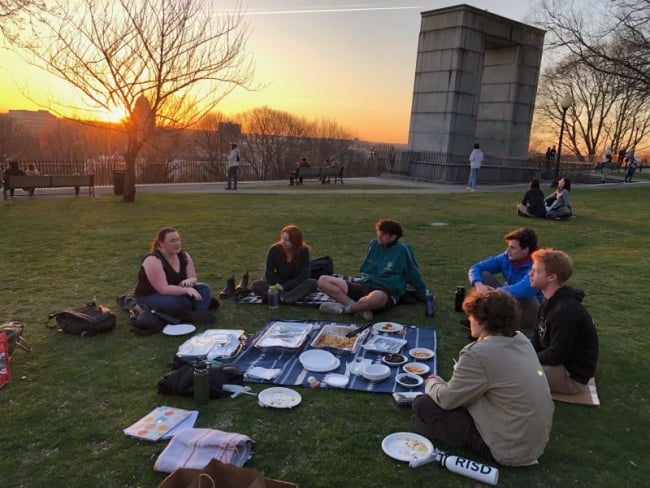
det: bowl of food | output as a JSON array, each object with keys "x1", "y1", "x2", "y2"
[
  {"x1": 382, "y1": 353, "x2": 407, "y2": 367},
  {"x1": 409, "y1": 347, "x2": 435, "y2": 360},
  {"x1": 396, "y1": 372, "x2": 424, "y2": 388},
  {"x1": 361, "y1": 363, "x2": 391, "y2": 382},
  {"x1": 402, "y1": 362, "x2": 430, "y2": 375}
]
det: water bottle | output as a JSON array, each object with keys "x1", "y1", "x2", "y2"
[
  {"x1": 193, "y1": 361, "x2": 210, "y2": 405},
  {"x1": 440, "y1": 454, "x2": 499, "y2": 486},
  {"x1": 424, "y1": 289, "x2": 435, "y2": 318},
  {"x1": 268, "y1": 285, "x2": 280, "y2": 309},
  {"x1": 454, "y1": 286, "x2": 466, "y2": 312}
]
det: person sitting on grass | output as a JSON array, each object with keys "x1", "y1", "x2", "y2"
[
  {"x1": 412, "y1": 290, "x2": 554, "y2": 466},
  {"x1": 517, "y1": 178, "x2": 546, "y2": 218},
  {"x1": 545, "y1": 177, "x2": 572, "y2": 219},
  {"x1": 317, "y1": 218, "x2": 427, "y2": 321},
  {"x1": 528, "y1": 248, "x2": 599, "y2": 395}
]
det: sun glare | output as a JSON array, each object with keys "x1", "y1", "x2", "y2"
[{"x1": 102, "y1": 105, "x2": 127, "y2": 123}]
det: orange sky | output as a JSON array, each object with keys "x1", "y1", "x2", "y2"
[{"x1": 0, "y1": 1, "x2": 532, "y2": 144}]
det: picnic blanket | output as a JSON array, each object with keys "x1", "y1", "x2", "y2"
[
  {"x1": 233, "y1": 319, "x2": 437, "y2": 394},
  {"x1": 552, "y1": 377, "x2": 600, "y2": 407}
]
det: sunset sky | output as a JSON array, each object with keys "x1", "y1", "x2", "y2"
[{"x1": 0, "y1": 1, "x2": 534, "y2": 144}]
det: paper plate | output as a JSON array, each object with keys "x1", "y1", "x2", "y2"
[
  {"x1": 258, "y1": 387, "x2": 302, "y2": 409},
  {"x1": 299, "y1": 349, "x2": 340, "y2": 373},
  {"x1": 381, "y1": 432, "x2": 434, "y2": 462},
  {"x1": 409, "y1": 347, "x2": 435, "y2": 360},
  {"x1": 402, "y1": 362, "x2": 430, "y2": 376},
  {"x1": 323, "y1": 373, "x2": 349, "y2": 388},
  {"x1": 162, "y1": 323, "x2": 196, "y2": 336},
  {"x1": 372, "y1": 321, "x2": 404, "y2": 333}
]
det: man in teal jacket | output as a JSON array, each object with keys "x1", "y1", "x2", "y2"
[{"x1": 317, "y1": 219, "x2": 428, "y2": 321}]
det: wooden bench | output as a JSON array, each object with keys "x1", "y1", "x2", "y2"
[
  {"x1": 289, "y1": 166, "x2": 344, "y2": 185},
  {"x1": 3, "y1": 174, "x2": 95, "y2": 199}
]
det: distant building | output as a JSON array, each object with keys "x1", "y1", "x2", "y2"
[{"x1": 6, "y1": 110, "x2": 58, "y2": 138}]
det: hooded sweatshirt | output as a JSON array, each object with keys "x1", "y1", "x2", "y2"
[{"x1": 531, "y1": 285, "x2": 598, "y2": 384}]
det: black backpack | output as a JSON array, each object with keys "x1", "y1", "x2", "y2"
[
  {"x1": 48, "y1": 302, "x2": 116, "y2": 336},
  {"x1": 310, "y1": 256, "x2": 334, "y2": 279}
]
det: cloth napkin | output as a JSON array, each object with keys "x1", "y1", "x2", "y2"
[
  {"x1": 244, "y1": 366, "x2": 282, "y2": 380},
  {"x1": 154, "y1": 428, "x2": 253, "y2": 473}
]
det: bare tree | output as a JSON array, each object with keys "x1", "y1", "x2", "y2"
[
  {"x1": 537, "y1": 0, "x2": 650, "y2": 96},
  {"x1": 12, "y1": 0, "x2": 253, "y2": 201},
  {"x1": 0, "y1": 0, "x2": 42, "y2": 41}
]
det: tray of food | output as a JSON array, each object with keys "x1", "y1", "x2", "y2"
[
  {"x1": 310, "y1": 323, "x2": 369, "y2": 353},
  {"x1": 254, "y1": 321, "x2": 314, "y2": 350},
  {"x1": 362, "y1": 335, "x2": 407, "y2": 354}
]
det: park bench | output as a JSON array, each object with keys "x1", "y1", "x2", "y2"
[
  {"x1": 3, "y1": 174, "x2": 95, "y2": 199},
  {"x1": 289, "y1": 166, "x2": 344, "y2": 185}
]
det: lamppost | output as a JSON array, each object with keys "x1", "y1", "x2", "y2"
[{"x1": 553, "y1": 94, "x2": 573, "y2": 186}]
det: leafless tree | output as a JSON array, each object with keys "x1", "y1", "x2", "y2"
[
  {"x1": 0, "y1": 0, "x2": 43, "y2": 41},
  {"x1": 537, "y1": 0, "x2": 650, "y2": 96},
  {"x1": 12, "y1": 0, "x2": 253, "y2": 201},
  {"x1": 535, "y1": 55, "x2": 649, "y2": 162}
]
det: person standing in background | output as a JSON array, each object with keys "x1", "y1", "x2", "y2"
[
  {"x1": 226, "y1": 143, "x2": 240, "y2": 190},
  {"x1": 467, "y1": 143, "x2": 483, "y2": 192}
]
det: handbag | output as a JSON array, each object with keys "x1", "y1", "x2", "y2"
[
  {"x1": 0, "y1": 322, "x2": 32, "y2": 356},
  {"x1": 129, "y1": 303, "x2": 179, "y2": 336}
]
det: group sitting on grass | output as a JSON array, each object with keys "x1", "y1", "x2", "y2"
[
  {"x1": 133, "y1": 221, "x2": 598, "y2": 468},
  {"x1": 517, "y1": 177, "x2": 573, "y2": 220}
]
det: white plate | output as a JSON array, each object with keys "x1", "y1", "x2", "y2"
[
  {"x1": 409, "y1": 347, "x2": 435, "y2": 360},
  {"x1": 299, "y1": 350, "x2": 340, "y2": 373},
  {"x1": 372, "y1": 321, "x2": 404, "y2": 333},
  {"x1": 162, "y1": 323, "x2": 196, "y2": 336},
  {"x1": 381, "y1": 432, "x2": 434, "y2": 462},
  {"x1": 402, "y1": 362, "x2": 430, "y2": 375},
  {"x1": 323, "y1": 373, "x2": 349, "y2": 388},
  {"x1": 258, "y1": 387, "x2": 302, "y2": 409}
]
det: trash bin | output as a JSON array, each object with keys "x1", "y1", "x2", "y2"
[{"x1": 113, "y1": 170, "x2": 125, "y2": 195}]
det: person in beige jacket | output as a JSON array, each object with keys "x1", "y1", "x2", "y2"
[{"x1": 412, "y1": 290, "x2": 554, "y2": 466}]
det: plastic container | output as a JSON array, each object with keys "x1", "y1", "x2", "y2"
[
  {"x1": 268, "y1": 285, "x2": 280, "y2": 309},
  {"x1": 424, "y1": 289, "x2": 435, "y2": 317},
  {"x1": 193, "y1": 361, "x2": 210, "y2": 405}
]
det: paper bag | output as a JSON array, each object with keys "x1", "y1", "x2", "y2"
[{"x1": 158, "y1": 459, "x2": 298, "y2": 488}]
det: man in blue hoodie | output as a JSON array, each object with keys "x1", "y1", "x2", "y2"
[
  {"x1": 529, "y1": 248, "x2": 598, "y2": 394},
  {"x1": 318, "y1": 219, "x2": 427, "y2": 321},
  {"x1": 467, "y1": 227, "x2": 542, "y2": 329}
]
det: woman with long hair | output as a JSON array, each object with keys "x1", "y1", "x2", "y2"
[{"x1": 251, "y1": 224, "x2": 317, "y2": 304}]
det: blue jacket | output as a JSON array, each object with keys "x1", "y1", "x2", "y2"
[
  {"x1": 358, "y1": 239, "x2": 427, "y2": 300},
  {"x1": 468, "y1": 251, "x2": 541, "y2": 301}
]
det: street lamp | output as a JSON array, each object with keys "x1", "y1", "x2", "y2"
[{"x1": 553, "y1": 94, "x2": 573, "y2": 186}]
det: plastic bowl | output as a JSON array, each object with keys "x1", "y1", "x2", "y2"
[
  {"x1": 396, "y1": 372, "x2": 424, "y2": 388},
  {"x1": 382, "y1": 353, "x2": 407, "y2": 366},
  {"x1": 362, "y1": 363, "x2": 391, "y2": 382}
]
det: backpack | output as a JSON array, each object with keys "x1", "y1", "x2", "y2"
[
  {"x1": 158, "y1": 362, "x2": 243, "y2": 399},
  {"x1": 310, "y1": 256, "x2": 334, "y2": 279},
  {"x1": 47, "y1": 302, "x2": 116, "y2": 336},
  {"x1": 129, "y1": 303, "x2": 178, "y2": 336}
]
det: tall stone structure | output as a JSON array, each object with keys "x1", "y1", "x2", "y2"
[{"x1": 407, "y1": 5, "x2": 545, "y2": 161}]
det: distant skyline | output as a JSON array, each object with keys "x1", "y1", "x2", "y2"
[{"x1": 0, "y1": 1, "x2": 535, "y2": 144}]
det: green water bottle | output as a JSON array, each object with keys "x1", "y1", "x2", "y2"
[{"x1": 193, "y1": 361, "x2": 210, "y2": 405}]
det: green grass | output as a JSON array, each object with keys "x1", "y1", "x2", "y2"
[{"x1": 1, "y1": 183, "x2": 649, "y2": 487}]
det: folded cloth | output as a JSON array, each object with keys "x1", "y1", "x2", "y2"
[
  {"x1": 154, "y1": 428, "x2": 254, "y2": 473},
  {"x1": 245, "y1": 366, "x2": 282, "y2": 380}
]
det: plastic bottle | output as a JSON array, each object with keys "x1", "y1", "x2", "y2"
[
  {"x1": 440, "y1": 454, "x2": 499, "y2": 486},
  {"x1": 268, "y1": 285, "x2": 280, "y2": 309},
  {"x1": 454, "y1": 286, "x2": 466, "y2": 312},
  {"x1": 424, "y1": 289, "x2": 435, "y2": 317},
  {"x1": 193, "y1": 361, "x2": 210, "y2": 405}
]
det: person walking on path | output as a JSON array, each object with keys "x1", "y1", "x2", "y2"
[
  {"x1": 467, "y1": 143, "x2": 483, "y2": 191},
  {"x1": 226, "y1": 143, "x2": 240, "y2": 190}
]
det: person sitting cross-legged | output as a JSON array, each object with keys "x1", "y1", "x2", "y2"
[{"x1": 317, "y1": 218, "x2": 427, "y2": 321}]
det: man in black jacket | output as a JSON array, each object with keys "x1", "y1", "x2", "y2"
[{"x1": 529, "y1": 248, "x2": 599, "y2": 394}]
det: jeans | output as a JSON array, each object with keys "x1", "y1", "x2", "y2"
[
  {"x1": 136, "y1": 283, "x2": 211, "y2": 316},
  {"x1": 467, "y1": 168, "x2": 478, "y2": 189},
  {"x1": 227, "y1": 166, "x2": 239, "y2": 189}
]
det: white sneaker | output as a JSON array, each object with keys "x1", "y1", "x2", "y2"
[
  {"x1": 319, "y1": 302, "x2": 343, "y2": 314},
  {"x1": 357, "y1": 310, "x2": 373, "y2": 321},
  {"x1": 466, "y1": 187, "x2": 472, "y2": 191},
  {"x1": 470, "y1": 189, "x2": 476, "y2": 192}
]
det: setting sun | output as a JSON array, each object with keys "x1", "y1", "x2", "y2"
[{"x1": 102, "y1": 105, "x2": 128, "y2": 123}]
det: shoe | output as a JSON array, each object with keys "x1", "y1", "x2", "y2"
[
  {"x1": 470, "y1": 189, "x2": 476, "y2": 192},
  {"x1": 319, "y1": 302, "x2": 343, "y2": 314},
  {"x1": 466, "y1": 187, "x2": 472, "y2": 191},
  {"x1": 236, "y1": 271, "x2": 249, "y2": 295},
  {"x1": 219, "y1": 276, "x2": 236, "y2": 299},
  {"x1": 357, "y1": 310, "x2": 373, "y2": 321}
]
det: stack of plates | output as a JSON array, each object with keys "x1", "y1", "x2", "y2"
[{"x1": 299, "y1": 350, "x2": 340, "y2": 373}]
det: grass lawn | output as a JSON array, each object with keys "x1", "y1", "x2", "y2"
[{"x1": 1, "y1": 182, "x2": 649, "y2": 487}]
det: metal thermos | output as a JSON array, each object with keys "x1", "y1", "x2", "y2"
[
  {"x1": 440, "y1": 454, "x2": 499, "y2": 486},
  {"x1": 424, "y1": 289, "x2": 435, "y2": 317},
  {"x1": 193, "y1": 361, "x2": 210, "y2": 405},
  {"x1": 454, "y1": 286, "x2": 466, "y2": 312},
  {"x1": 268, "y1": 285, "x2": 280, "y2": 309}
]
